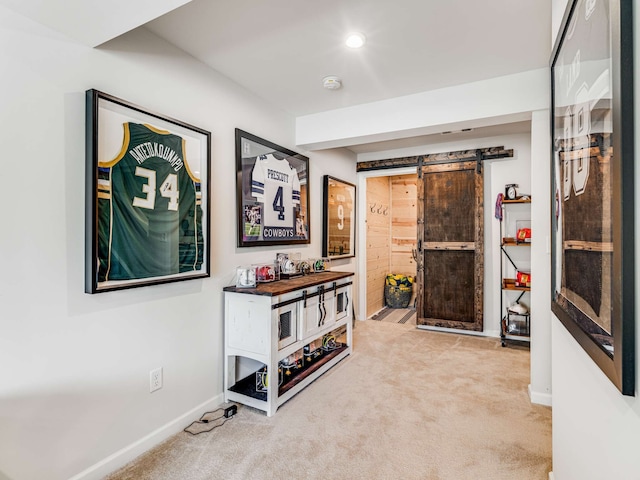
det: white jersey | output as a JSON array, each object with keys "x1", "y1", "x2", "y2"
[{"x1": 251, "y1": 154, "x2": 301, "y2": 238}]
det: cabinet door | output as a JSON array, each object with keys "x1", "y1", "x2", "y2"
[
  {"x1": 275, "y1": 293, "x2": 300, "y2": 350},
  {"x1": 227, "y1": 295, "x2": 271, "y2": 356},
  {"x1": 299, "y1": 284, "x2": 335, "y2": 340},
  {"x1": 335, "y1": 284, "x2": 351, "y2": 322}
]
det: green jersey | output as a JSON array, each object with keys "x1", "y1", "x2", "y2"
[{"x1": 97, "y1": 122, "x2": 203, "y2": 283}]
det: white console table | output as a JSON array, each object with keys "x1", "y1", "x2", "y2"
[{"x1": 223, "y1": 272, "x2": 353, "y2": 416}]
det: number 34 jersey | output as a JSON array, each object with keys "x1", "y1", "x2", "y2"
[
  {"x1": 251, "y1": 154, "x2": 301, "y2": 234},
  {"x1": 97, "y1": 122, "x2": 204, "y2": 282}
]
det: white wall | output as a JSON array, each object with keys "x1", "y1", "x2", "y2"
[
  {"x1": 530, "y1": 109, "x2": 552, "y2": 406},
  {"x1": 550, "y1": 0, "x2": 640, "y2": 478},
  {"x1": 551, "y1": 0, "x2": 569, "y2": 47},
  {"x1": 0, "y1": 7, "x2": 356, "y2": 480},
  {"x1": 296, "y1": 69, "x2": 548, "y2": 150}
]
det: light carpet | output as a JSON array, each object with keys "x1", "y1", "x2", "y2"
[{"x1": 105, "y1": 321, "x2": 551, "y2": 480}]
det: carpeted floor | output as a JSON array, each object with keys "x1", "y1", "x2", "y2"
[{"x1": 105, "y1": 321, "x2": 551, "y2": 480}]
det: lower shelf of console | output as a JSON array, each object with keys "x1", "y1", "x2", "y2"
[{"x1": 228, "y1": 345, "x2": 350, "y2": 408}]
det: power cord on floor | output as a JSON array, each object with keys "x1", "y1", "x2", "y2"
[{"x1": 183, "y1": 405, "x2": 238, "y2": 436}]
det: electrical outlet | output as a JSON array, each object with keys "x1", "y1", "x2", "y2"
[{"x1": 150, "y1": 367, "x2": 163, "y2": 393}]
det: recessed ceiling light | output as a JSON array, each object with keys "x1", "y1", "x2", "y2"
[{"x1": 345, "y1": 32, "x2": 366, "y2": 49}]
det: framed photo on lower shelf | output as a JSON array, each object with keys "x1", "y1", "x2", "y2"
[
  {"x1": 322, "y1": 175, "x2": 356, "y2": 259},
  {"x1": 85, "y1": 89, "x2": 211, "y2": 293}
]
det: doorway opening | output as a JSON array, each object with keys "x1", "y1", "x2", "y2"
[
  {"x1": 359, "y1": 146, "x2": 514, "y2": 333},
  {"x1": 365, "y1": 173, "x2": 418, "y2": 320}
]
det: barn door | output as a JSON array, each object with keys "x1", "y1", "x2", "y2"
[{"x1": 416, "y1": 160, "x2": 483, "y2": 331}]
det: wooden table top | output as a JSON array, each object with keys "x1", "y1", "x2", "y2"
[{"x1": 223, "y1": 271, "x2": 353, "y2": 296}]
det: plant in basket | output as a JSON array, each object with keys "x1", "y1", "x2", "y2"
[{"x1": 384, "y1": 274, "x2": 414, "y2": 308}]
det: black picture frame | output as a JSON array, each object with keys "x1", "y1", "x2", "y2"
[
  {"x1": 550, "y1": 0, "x2": 635, "y2": 395},
  {"x1": 85, "y1": 90, "x2": 211, "y2": 293},
  {"x1": 235, "y1": 129, "x2": 310, "y2": 247},
  {"x1": 322, "y1": 176, "x2": 356, "y2": 259}
]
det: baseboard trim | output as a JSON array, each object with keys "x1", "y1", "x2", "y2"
[
  {"x1": 529, "y1": 384, "x2": 552, "y2": 406},
  {"x1": 416, "y1": 325, "x2": 500, "y2": 339},
  {"x1": 69, "y1": 393, "x2": 224, "y2": 480},
  {"x1": 549, "y1": 471, "x2": 555, "y2": 480}
]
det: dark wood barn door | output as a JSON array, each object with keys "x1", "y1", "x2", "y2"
[{"x1": 416, "y1": 160, "x2": 483, "y2": 331}]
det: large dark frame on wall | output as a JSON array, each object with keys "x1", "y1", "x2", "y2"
[
  {"x1": 85, "y1": 90, "x2": 211, "y2": 294},
  {"x1": 235, "y1": 129, "x2": 310, "y2": 247},
  {"x1": 550, "y1": 0, "x2": 635, "y2": 395},
  {"x1": 322, "y1": 175, "x2": 356, "y2": 259}
]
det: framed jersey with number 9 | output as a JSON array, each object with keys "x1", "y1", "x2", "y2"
[{"x1": 322, "y1": 175, "x2": 356, "y2": 259}]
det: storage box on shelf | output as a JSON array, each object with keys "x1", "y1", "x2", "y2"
[
  {"x1": 499, "y1": 198, "x2": 531, "y2": 347},
  {"x1": 223, "y1": 271, "x2": 353, "y2": 416}
]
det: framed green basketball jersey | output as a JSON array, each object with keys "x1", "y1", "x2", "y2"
[{"x1": 85, "y1": 90, "x2": 211, "y2": 293}]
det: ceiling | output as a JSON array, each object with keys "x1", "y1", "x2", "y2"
[
  {"x1": 0, "y1": 0, "x2": 190, "y2": 47},
  {"x1": 2, "y1": 0, "x2": 551, "y2": 153},
  {"x1": 144, "y1": 0, "x2": 551, "y2": 118}
]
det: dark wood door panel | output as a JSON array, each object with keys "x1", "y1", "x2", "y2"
[
  {"x1": 417, "y1": 160, "x2": 483, "y2": 331},
  {"x1": 424, "y1": 169, "x2": 476, "y2": 243},
  {"x1": 424, "y1": 250, "x2": 475, "y2": 323}
]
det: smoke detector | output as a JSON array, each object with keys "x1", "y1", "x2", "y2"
[{"x1": 323, "y1": 75, "x2": 342, "y2": 90}]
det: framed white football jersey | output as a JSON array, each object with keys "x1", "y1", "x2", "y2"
[{"x1": 251, "y1": 154, "x2": 301, "y2": 238}]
